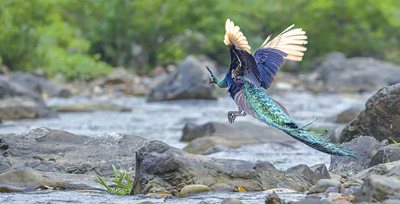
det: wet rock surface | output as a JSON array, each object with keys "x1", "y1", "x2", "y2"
[
  {"x1": 341, "y1": 83, "x2": 400, "y2": 143},
  {"x1": 147, "y1": 55, "x2": 218, "y2": 102},
  {"x1": 0, "y1": 128, "x2": 148, "y2": 176},
  {"x1": 132, "y1": 140, "x2": 326, "y2": 196}
]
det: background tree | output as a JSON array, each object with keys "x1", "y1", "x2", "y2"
[{"x1": 0, "y1": 0, "x2": 399, "y2": 80}]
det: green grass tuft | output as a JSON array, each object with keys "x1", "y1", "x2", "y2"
[{"x1": 94, "y1": 165, "x2": 132, "y2": 196}]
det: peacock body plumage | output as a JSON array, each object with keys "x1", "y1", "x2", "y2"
[{"x1": 207, "y1": 19, "x2": 355, "y2": 157}]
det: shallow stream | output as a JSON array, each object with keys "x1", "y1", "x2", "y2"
[{"x1": 0, "y1": 91, "x2": 370, "y2": 203}]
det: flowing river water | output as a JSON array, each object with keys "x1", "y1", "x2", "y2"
[{"x1": 0, "y1": 91, "x2": 370, "y2": 203}]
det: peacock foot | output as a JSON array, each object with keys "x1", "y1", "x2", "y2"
[{"x1": 227, "y1": 108, "x2": 246, "y2": 123}]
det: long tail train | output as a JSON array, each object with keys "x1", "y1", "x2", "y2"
[{"x1": 283, "y1": 128, "x2": 355, "y2": 157}]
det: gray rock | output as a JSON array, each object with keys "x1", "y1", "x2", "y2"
[
  {"x1": 0, "y1": 128, "x2": 148, "y2": 176},
  {"x1": 341, "y1": 83, "x2": 400, "y2": 143},
  {"x1": 90, "y1": 67, "x2": 147, "y2": 95},
  {"x1": 350, "y1": 160, "x2": 400, "y2": 181},
  {"x1": 286, "y1": 164, "x2": 330, "y2": 184},
  {"x1": 147, "y1": 55, "x2": 218, "y2": 102},
  {"x1": 179, "y1": 184, "x2": 211, "y2": 198},
  {"x1": 0, "y1": 167, "x2": 103, "y2": 192},
  {"x1": 0, "y1": 75, "x2": 42, "y2": 101},
  {"x1": 314, "y1": 179, "x2": 341, "y2": 193},
  {"x1": 369, "y1": 144, "x2": 400, "y2": 167},
  {"x1": 54, "y1": 101, "x2": 131, "y2": 112},
  {"x1": 181, "y1": 122, "x2": 215, "y2": 142},
  {"x1": 310, "y1": 164, "x2": 331, "y2": 181},
  {"x1": 221, "y1": 198, "x2": 243, "y2": 204},
  {"x1": 132, "y1": 141, "x2": 318, "y2": 195},
  {"x1": 0, "y1": 96, "x2": 58, "y2": 120},
  {"x1": 93, "y1": 67, "x2": 135, "y2": 86},
  {"x1": 11, "y1": 72, "x2": 71, "y2": 98},
  {"x1": 265, "y1": 191, "x2": 282, "y2": 204},
  {"x1": 0, "y1": 76, "x2": 57, "y2": 120},
  {"x1": 183, "y1": 136, "x2": 241, "y2": 155},
  {"x1": 330, "y1": 136, "x2": 380, "y2": 177},
  {"x1": 309, "y1": 52, "x2": 400, "y2": 93},
  {"x1": 354, "y1": 175, "x2": 400, "y2": 203}
]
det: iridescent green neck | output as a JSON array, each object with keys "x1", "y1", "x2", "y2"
[{"x1": 213, "y1": 76, "x2": 228, "y2": 88}]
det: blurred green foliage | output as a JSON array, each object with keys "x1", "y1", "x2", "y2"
[{"x1": 0, "y1": 0, "x2": 399, "y2": 80}]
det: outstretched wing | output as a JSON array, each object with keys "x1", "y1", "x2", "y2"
[
  {"x1": 224, "y1": 19, "x2": 262, "y2": 87},
  {"x1": 254, "y1": 25, "x2": 308, "y2": 89}
]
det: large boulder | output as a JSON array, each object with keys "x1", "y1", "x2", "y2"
[
  {"x1": 341, "y1": 83, "x2": 400, "y2": 143},
  {"x1": 132, "y1": 140, "x2": 329, "y2": 196},
  {"x1": 308, "y1": 52, "x2": 400, "y2": 93},
  {"x1": 11, "y1": 72, "x2": 71, "y2": 98},
  {"x1": 0, "y1": 128, "x2": 148, "y2": 176},
  {"x1": 147, "y1": 55, "x2": 218, "y2": 102}
]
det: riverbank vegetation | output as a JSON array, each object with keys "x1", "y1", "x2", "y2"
[{"x1": 1, "y1": 0, "x2": 399, "y2": 80}]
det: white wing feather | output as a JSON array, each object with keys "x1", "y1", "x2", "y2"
[
  {"x1": 223, "y1": 19, "x2": 251, "y2": 54},
  {"x1": 260, "y1": 24, "x2": 308, "y2": 61}
]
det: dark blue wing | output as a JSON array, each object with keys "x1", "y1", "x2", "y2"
[
  {"x1": 254, "y1": 48, "x2": 287, "y2": 89},
  {"x1": 228, "y1": 46, "x2": 263, "y2": 88}
]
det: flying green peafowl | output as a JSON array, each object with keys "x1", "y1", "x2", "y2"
[{"x1": 207, "y1": 19, "x2": 355, "y2": 157}]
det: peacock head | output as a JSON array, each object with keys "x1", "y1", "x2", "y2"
[{"x1": 206, "y1": 66, "x2": 215, "y2": 84}]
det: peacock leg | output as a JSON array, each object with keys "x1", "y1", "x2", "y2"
[{"x1": 228, "y1": 107, "x2": 247, "y2": 123}]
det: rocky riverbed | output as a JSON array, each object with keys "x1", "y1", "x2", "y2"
[
  {"x1": 0, "y1": 90, "x2": 373, "y2": 203},
  {"x1": 2, "y1": 54, "x2": 400, "y2": 203}
]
